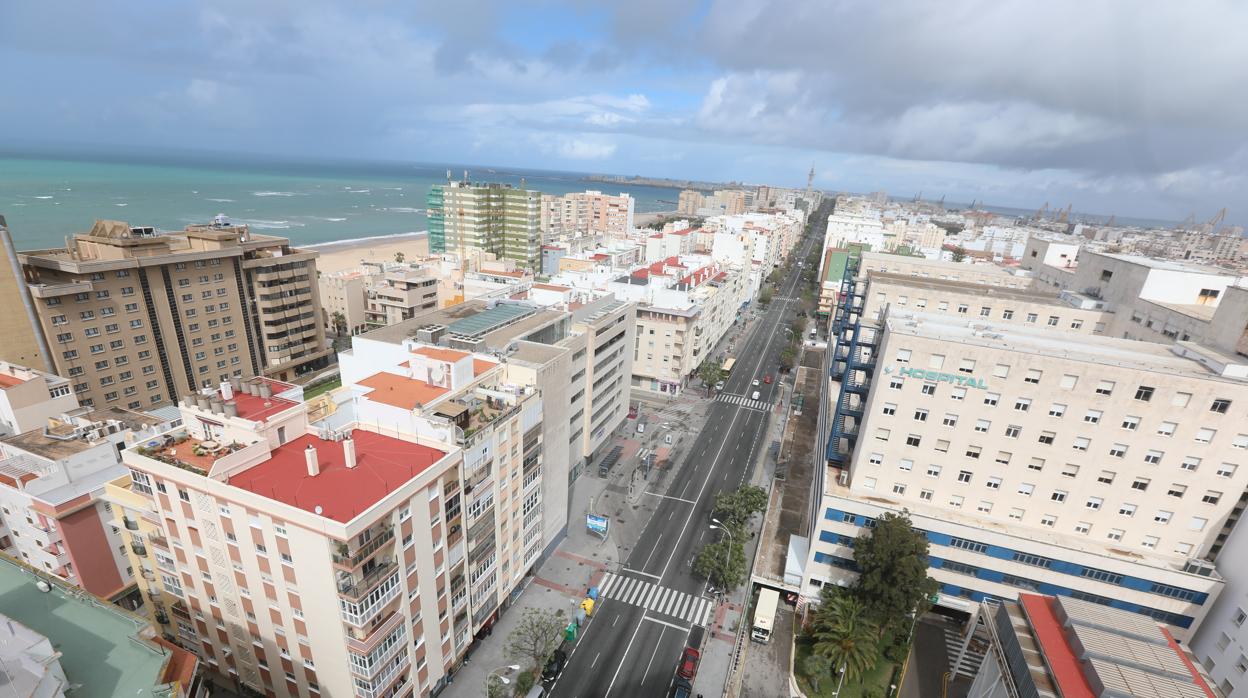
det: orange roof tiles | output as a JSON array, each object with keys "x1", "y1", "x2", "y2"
[
  {"x1": 472, "y1": 359, "x2": 496, "y2": 377},
  {"x1": 411, "y1": 346, "x2": 470, "y2": 363},
  {"x1": 533, "y1": 283, "x2": 571, "y2": 292},
  {"x1": 358, "y1": 372, "x2": 448, "y2": 409},
  {"x1": 0, "y1": 373, "x2": 28, "y2": 389}
]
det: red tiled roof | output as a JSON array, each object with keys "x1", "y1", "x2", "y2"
[
  {"x1": 1018, "y1": 594, "x2": 1094, "y2": 698},
  {"x1": 533, "y1": 283, "x2": 571, "y2": 292},
  {"x1": 591, "y1": 253, "x2": 609, "y2": 261},
  {"x1": 670, "y1": 228, "x2": 693, "y2": 236},
  {"x1": 412, "y1": 346, "x2": 470, "y2": 363},
  {"x1": 228, "y1": 431, "x2": 448, "y2": 523},
  {"x1": 358, "y1": 372, "x2": 448, "y2": 409},
  {"x1": 0, "y1": 373, "x2": 28, "y2": 389},
  {"x1": 230, "y1": 384, "x2": 298, "y2": 423},
  {"x1": 472, "y1": 359, "x2": 496, "y2": 377}
]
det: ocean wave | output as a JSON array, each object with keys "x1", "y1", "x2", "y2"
[
  {"x1": 306, "y1": 216, "x2": 347, "y2": 222},
  {"x1": 382, "y1": 187, "x2": 404, "y2": 191},
  {"x1": 252, "y1": 191, "x2": 302, "y2": 197},
  {"x1": 114, "y1": 203, "x2": 128, "y2": 207},
  {"x1": 233, "y1": 218, "x2": 307, "y2": 230},
  {"x1": 32, "y1": 195, "x2": 54, "y2": 200},
  {"x1": 206, "y1": 198, "x2": 235, "y2": 203},
  {"x1": 346, "y1": 189, "x2": 371, "y2": 194},
  {"x1": 383, "y1": 207, "x2": 424, "y2": 214}
]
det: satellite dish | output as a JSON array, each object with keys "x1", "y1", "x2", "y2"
[
  {"x1": 314, "y1": 505, "x2": 323, "y2": 515},
  {"x1": 430, "y1": 365, "x2": 446, "y2": 383}
]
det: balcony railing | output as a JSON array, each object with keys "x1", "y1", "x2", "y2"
[
  {"x1": 124, "y1": 518, "x2": 140, "y2": 531},
  {"x1": 353, "y1": 654, "x2": 410, "y2": 698},
  {"x1": 338, "y1": 559, "x2": 398, "y2": 601},
  {"x1": 130, "y1": 542, "x2": 148, "y2": 557},
  {"x1": 333, "y1": 529, "x2": 395, "y2": 568}
]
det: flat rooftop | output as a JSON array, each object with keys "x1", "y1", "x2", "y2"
[
  {"x1": 1094, "y1": 251, "x2": 1237, "y2": 276},
  {"x1": 358, "y1": 371, "x2": 449, "y2": 409},
  {"x1": 359, "y1": 300, "x2": 491, "y2": 345},
  {"x1": 1147, "y1": 300, "x2": 1218, "y2": 322},
  {"x1": 867, "y1": 271, "x2": 1064, "y2": 303},
  {"x1": 885, "y1": 309, "x2": 1246, "y2": 383},
  {"x1": 0, "y1": 555, "x2": 185, "y2": 697},
  {"x1": 227, "y1": 430, "x2": 448, "y2": 523},
  {"x1": 231, "y1": 378, "x2": 300, "y2": 422}
]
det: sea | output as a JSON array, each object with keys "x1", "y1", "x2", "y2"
[{"x1": 0, "y1": 156, "x2": 684, "y2": 250}]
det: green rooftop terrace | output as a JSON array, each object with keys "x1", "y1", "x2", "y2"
[{"x1": 0, "y1": 555, "x2": 182, "y2": 697}]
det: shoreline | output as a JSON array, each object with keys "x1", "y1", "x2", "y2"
[
  {"x1": 306, "y1": 231, "x2": 431, "y2": 273},
  {"x1": 301, "y1": 230, "x2": 427, "y2": 251}
]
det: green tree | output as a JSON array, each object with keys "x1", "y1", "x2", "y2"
[
  {"x1": 800, "y1": 652, "x2": 831, "y2": 693},
  {"x1": 486, "y1": 675, "x2": 508, "y2": 698},
  {"x1": 851, "y1": 512, "x2": 938, "y2": 637},
  {"x1": 692, "y1": 534, "x2": 747, "y2": 590},
  {"x1": 697, "y1": 359, "x2": 725, "y2": 394},
  {"x1": 810, "y1": 590, "x2": 880, "y2": 682},
  {"x1": 779, "y1": 346, "x2": 797, "y2": 372},
  {"x1": 505, "y1": 608, "x2": 567, "y2": 672},
  {"x1": 330, "y1": 311, "x2": 348, "y2": 337},
  {"x1": 513, "y1": 671, "x2": 536, "y2": 696},
  {"x1": 394, "y1": 251, "x2": 406, "y2": 263},
  {"x1": 711, "y1": 485, "x2": 768, "y2": 530},
  {"x1": 950, "y1": 246, "x2": 966, "y2": 262},
  {"x1": 759, "y1": 286, "x2": 774, "y2": 305}
]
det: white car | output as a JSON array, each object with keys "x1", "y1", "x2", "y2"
[
  {"x1": 714, "y1": 381, "x2": 725, "y2": 391},
  {"x1": 752, "y1": 379, "x2": 760, "y2": 387}
]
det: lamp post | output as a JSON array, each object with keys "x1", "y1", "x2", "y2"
[
  {"x1": 709, "y1": 519, "x2": 734, "y2": 594},
  {"x1": 486, "y1": 664, "x2": 520, "y2": 694},
  {"x1": 832, "y1": 662, "x2": 846, "y2": 697}
]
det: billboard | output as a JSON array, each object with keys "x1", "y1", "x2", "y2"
[{"x1": 586, "y1": 514, "x2": 609, "y2": 537}]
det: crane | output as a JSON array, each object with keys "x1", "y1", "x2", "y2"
[
  {"x1": 1034, "y1": 202, "x2": 1050, "y2": 220},
  {"x1": 1202, "y1": 208, "x2": 1227, "y2": 234},
  {"x1": 1058, "y1": 204, "x2": 1072, "y2": 224}
]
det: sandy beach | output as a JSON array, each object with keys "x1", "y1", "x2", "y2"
[{"x1": 306, "y1": 232, "x2": 431, "y2": 273}]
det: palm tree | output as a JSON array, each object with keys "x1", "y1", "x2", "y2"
[
  {"x1": 394, "y1": 251, "x2": 406, "y2": 263},
  {"x1": 330, "y1": 311, "x2": 348, "y2": 337},
  {"x1": 810, "y1": 592, "x2": 880, "y2": 682}
]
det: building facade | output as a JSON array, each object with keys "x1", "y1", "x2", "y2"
[
  {"x1": 540, "y1": 190, "x2": 634, "y2": 241},
  {"x1": 427, "y1": 181, "x2": 543, "y2": 270},
  {"x1": 0, "y1": 217, "x2": 51, "y2": 370},
  {"x1": 364, "y1": 267, "x2": 440, "y2": 328},
  {"x1": 19, "y1": 219, "x2": 330, "y2": 410},
  {"x1": 0, "y1": 361, "x2": 79, "y2": 437}
]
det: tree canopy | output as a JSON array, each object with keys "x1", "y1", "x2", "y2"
[
  {"x1": 850, "y1": 512, "x2": 938, "y2": 635},
  {"x1": 810, "y1": 589, "x2": 880, "y2": 681},
  {"x1": 505, "y1": 608, "x2": 566, "y2": 671}
]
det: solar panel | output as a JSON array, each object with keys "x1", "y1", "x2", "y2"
[{"x1": 445, "y1": 304, "x2": 535, "y2": 339}]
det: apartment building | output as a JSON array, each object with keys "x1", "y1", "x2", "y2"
[
  {"x1": 19, "y1": 219, "x2": 330, "y2": 410},
  {"x1": 0, "y1": 216, "x2": 51, "y2": 370},
  {"x1": 0, "y1": 405, "x2": 175, "y2": 599},
  {"x1": 426, "y1": 181, "x2": 543, "y2": 270},
  {"x1": 365, "y1": 267, "x2": 440, "y2": 328},
  {"x1": 1194, "y1": 502, "x2": 1248, "y2": 696},
  {"x1": 857, "y1": 251, "x2": 1034, "y2": 289},
  {"x1": 320, "y1": 266, "x2": 378, "y2": 336},
  {"x1": 809, "y1": 300, "x2": 1248, "y2": 636},
  {"x1": 0, "y1": 554, "x2": 204, "y2": 697},
  {"x1": 540, "y1": 190, "x2": 635, "y2": 241},
  {"x1": 0, "y1": 361, "x2": 79, "y2": 437},
  {"x1": 966, "y1": 594, "x2": 1220, "y2": 697},
  {"x1": 111, "y1": 351, "x2": 546, "y2": 697}
]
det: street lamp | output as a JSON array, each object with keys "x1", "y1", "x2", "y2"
[
  {"x1": 832, "y1": 663, "x2": 846, "y2": 697},
  {"x1": 708, "y1": 520, "x2": 734, "y2": 593},
  {"x1": 488, "y1": 664, "x2": 520, "y2": 686}
]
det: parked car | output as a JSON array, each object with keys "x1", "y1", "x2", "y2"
[
  {"x1": 714, "y1": 380, "x2": 725, "y2": 391},
  {"x1": 677, "y1": 647, "x2": 701, "y2": 681},
  {"x1": 752, "y1": 378, "x2": 760, "y2": 386},
  {"x1": 542, "y1": 649, "x2": 567, "y2": 683},
  {"x1": 672, "y1": 677, "x2": 694, "y2": 698},
  {"x1": 763, "y1": 374, "x2": 773, "y2": 384}
]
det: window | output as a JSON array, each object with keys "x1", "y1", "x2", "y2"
[
  {"x1": 895, "y1": 349, "x2": 912, "y2": 363},
  {"x1": 905, "y1": 434, "x2": 921, "y2": 447},
  {"x1": 1028, "y1": 457, "x2": 1045, "y2": 471},
  {"x1": 995, "y1": 451, "x2": 1011, "y2": 465},
  {"x1": 892, "y1": 483, "x2": 906, "y2": 495},
  {"x1": 882, "y1": 403, "x2": 896, "y2": 416},
  {"x1": 1154, "y1": 510, "x2": 1172, "y2": 524},
  {"x1": 1070, "y1": 319, "x2": 1083, "y2": 329},
  {"x1": 1074, "y1": 522, "x2": 1091, "y2": 535},
  {"x1": 1095, "y1": 380, "x2": 1115, "y2": 396},
  {"x1": 921, "y1": 382, "x2": 936, "y2": 396},
  {"x1": 1173, "y1": 392, "x2": 1192, "y2": 407},
  {"x1": 1051, "y1": 490, "x2": 1067, "y2": 503},
  {"x1": 977, "y1": 500, "x2": 993, "y2": 513},
  {"x1": 993, "y1": 364, "x2": 1010, "y2": 378},
  {"x1": 965, "y1": 446, "x2": 981, "y2": 459},
  {"x1": 898, "y1": 459, "x2": 914, "y2": 472},
  {"x1": 1038, "y1": 431, "x2": 1055, "y2": 445},
  {"x1": 1097, "y1": 470, "x2": 1115, "y2": 484},
  {"x1": 1203, "y1": 491, "x2": 1222, "y2": 505},
  {"x1": 889, "y1": 377, "x2": 903, "y2": 390},
  {"x1": 1134, "y1": 385, "x2": 1155, "y2": 401},
  {"x1": 178, "y1": 488, "x2": 190, "y2": 502},
  {"x1": 1060, "y1": 374, "x2": 1079, "y2": 389},
  {"x1": 957, "y1": 304, "x2": 969, "y2": 315},
  {"x1": 986, "y1": 477, "x2": 1002, "y2": 490},
  {"x1": 1132, "y1": 478, "x2": 1150, "y2": 491},
  {"x1": 1072, "y1": 437, "x2": 1090, "y2": 451},
  {"x1": 949, "y1": 495, "x2": 964, "y2": 508},
  {"x1": 935, "y1": 439, "x2": 950, "y2": 453},
  {"x1": 1040, "y1": 514, "x2": 1057, "y2": 527},
  {"x1": 1084, "y1": 409, "x2": 1102, "y2": 424},
  {"x1": 1234, "y1": 434, "x2": 1248, "y2": 449},
  {"x1": 1060, "y1": 463, "x2": 1079, "y2": 478},
  {"x1": 1157, "y1": 421, "x2": 1177, "y2": 437},
  {"x1": 926, "y1": 464, "x2": 942, "y2": 477},
  {"x1": 1144, "y1": 450, "x2": 1163, "y2": 465},
  {"x1": 1217, "y1": 463, "x2": 1237, "y2": 478},
  {"x1": 913, "y1": 408, "x2": 929, "y2": 422},
  {"x1": 1012, "y1": 552, "x2": 1053, "y2": 568},
  {"x1": 1017, "y1": 483, "x2": 1035, "y2": 496},
  {"x1": 919, "y1": 489, "x2": 933, "y2": 501},
  {"x1": 974, "y1": 419, "x2": 991, "y2": 433},
  {"x1": 1167, "y1": 484, "x2": 1187, "y2": 498},
  {"x1": 979, "y1": 306, "x2": 991, "y2": 317},
  {"x1": 1234, "y1": 608, "x2": 1247, "y2": 627},
  {"x1": 957, "y1": 470, "x2": 973, "y2": 484},
  {"x1": 958, "y1": 358, "x2": 976, "y2": 373},
  {"x1": 1109, "y1": 443, "x2": 1127, "y2": 458},
  {"x1": 1024, "y1": 369, "x2": 1042, "y2": 384},
  {"x1": 1196, "y1": 428, "x2": 1216, "y2": 444},
  {"x1": 928, "y1": 354, "x2": 946, "y2": 370},
  {"x1": 1009, "y1": 508, "x2": 1025, "y2": 520},
  {"x1": 1141, "y1": 535, "x2": 1159, "y2": 549},
  {"x1": 1121, "y1": 416, "x2": 1140, "y2": 431},
  {"x1": 1014, "y1": 398, "x2": 1031, "y2": 412},
  {"x1": 1085, "y1": 497, "x2": 1103, "y2": 510},
  {"x1": 1005, "y1": 425, "x2": 1021, "y2": 438},
  {"x1": 983, "y1": 392, "x2": 999, "y2": 406},
  {"x1": 1048, "y1": 403, "x2": 1066, "y2": 417},
  {"x1": 950, "y1": 387, "x2": 966, "y2": 401},
  {"x1": 1119, "y1": 503, "x2": 1136, "y2": 517},
  {"x1": 868, "y1": 453, "x2": 883, "y2": 466},
  {"x1": 1181, "y1": 456, "x2": 1201, "y2": 472},
  {"x1": 1190, "y1": 516, "x2": 1208, "y2": 531},
  {"x1": 942, "y1": 413, "x2": 958, "y2": 427},
  {"x1": 862, "y1": 477, "x2": 876, "y2": 490},
  {"x1": 1002, "y1": 309, "x2": 1014, "y2": 319},
  {"x1": 875, "y1": 428, "x2": 890, "y2": 442}
]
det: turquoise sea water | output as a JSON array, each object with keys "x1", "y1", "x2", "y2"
[{"x1": 0, "y1": 157, "x2": 680, "y2": 250}]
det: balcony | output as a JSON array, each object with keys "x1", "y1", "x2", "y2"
[
  {"x1": 339, "y1": 570, "x2": 402, "y2": 627},
  {"x1": 124, "y1": 517, "x2": 140, "y2": 531},
  {"x1": 28, "y1": 280, "x2": 93, "y2": 299},
  {"x1": 333, "y1": 529, "x2": 395, "y2": 568},
  {"x1": 352, "y1": 654, "x2": 410, "y2": 698},
  {"x1": 31, "y1": 526, "x2": 61, "y2": 547},
  {"x1": 148, "y1": 534, "x2": 169, "y2": 550},
  {"x1": 337, "y1": 559, "x2": 398, "y2": 601},
  {"x1": 130, "y1": 541, "x2": 148, "y2": 557}
]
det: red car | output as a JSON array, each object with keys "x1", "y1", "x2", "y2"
[
  {"x1": 677, "y1": 647, "x2": 700, "y2": 680},
  {"x1": 763, "y1": 374, "x2": 773, "y2": 384}
]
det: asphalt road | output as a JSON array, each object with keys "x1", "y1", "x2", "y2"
[{"x1": 549, "y1": 232, "x2": 819, "y2": 698}]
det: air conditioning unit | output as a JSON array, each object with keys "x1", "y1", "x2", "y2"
[{"x1": 838, "y1": 470, "x2": 849, "y2": 486}]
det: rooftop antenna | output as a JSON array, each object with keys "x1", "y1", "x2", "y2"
[
  {"x1": 445, "y1": 169, "x2": 452, "y2": 183},
  {"x1": 462, "y1": 170, "x2": 469, "y2": 185}
]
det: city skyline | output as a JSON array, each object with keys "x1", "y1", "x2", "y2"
[{"x1": 2, "y1": 1, "x2": 1246, "y2": 225}]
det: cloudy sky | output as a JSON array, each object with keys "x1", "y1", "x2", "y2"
[{"x1": 2, "y1": 0, "x2": 1246, "y2": 222}]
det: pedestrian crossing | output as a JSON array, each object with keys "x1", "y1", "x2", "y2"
[
  {"x1": 598, "y1": 572, "x2": 714, "y2": 627},
  {"x1": 716, "y1": 393, "x2": 770, "y2": 411}
]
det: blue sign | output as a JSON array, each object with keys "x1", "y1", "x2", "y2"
[{"x1": 587, "y1": 514, "x2": 609, "y2": 537}]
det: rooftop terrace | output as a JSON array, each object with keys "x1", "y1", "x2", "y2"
[{"x1": 0, "y1": 554, "x2": 193, "y2": 697}]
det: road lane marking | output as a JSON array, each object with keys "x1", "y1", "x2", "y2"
[
  {"x1": 599, "y1": 574, "x2": 617, "y2": 597},
  {"x1": 639, "y1": 534, "x2": 665, "y2": 571},
  {"x1": 642, "y1": 615, "x2": 690, "y2": 631},
  {"x1": 639, "y1": 626, "x2": 667, "y2": 694},
  {"x1": 624, "y1": 568, "x2": 660, "y2": 580},
  {"x1": 645, "y1": 491, "x2": 696, "y2": 504},
  {"x1": 604, "y1": 613, "x2": 647, "y2": 698},
  {"x1": 591, "y1": 652, "x2": 600, "y2": 669}
]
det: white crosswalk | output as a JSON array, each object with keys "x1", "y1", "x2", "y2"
[
  {"x1": 716, "y1": 393, "x2": 770, "y2": 411},
  {"x1": 598, "y1": 572, "x2": 714, "y2": 627}
]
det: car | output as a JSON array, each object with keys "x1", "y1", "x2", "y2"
[
  {"x1": 763, "y1": 374, "x2": 773, "y2": 384},
  {"x1": 677, "y1": 647, "x2": 701, "y2": 681},
  {"x1": 542, "y1": 649, "x2": 567, "y2": 683},
  {"x1": 714, "y1": 381, "x2": 725, "y2": 391},
  {"x1": 752, "y1": 390, "x2": 760, "y2": 400},
  {"x1": 672, "y1": 677, "x2": 694, "y2": 698},
  {"x1": 752, "y1": 378, "x2": 760, "y2": 387}
]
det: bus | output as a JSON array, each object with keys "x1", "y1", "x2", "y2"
[
  {"x1": 722, "y1": 357, "x2": 737, "y2": 373},
  {"x1": 752, "y1": 588, "x2": 779, "y2": 643}
]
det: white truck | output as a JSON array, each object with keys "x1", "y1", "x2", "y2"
[{"x1": 751, "y1": 588, "x2": 779, "y2": 643}]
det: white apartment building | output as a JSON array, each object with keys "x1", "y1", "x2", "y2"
[
  {"x1": 319, "y1": 266, "x2": 379, "y2": 336},
  {"x1": 365, "y1": 267, "x2": 440, "y2": 328},
  {"x1": 1194, "y1": 500, "x2": 1248, "y2": 696},
  {"x1": 826, "y1": 209, "x2": 887, "y2": 250},
  {"x1": 114, "y1": 349, "x2": 544, "y2": 698},
  {"x1": 0, "y1": 361, "x2": 79, "y2": 437},
  {"x1": 0, "y1": 406, "x2": 174, "y2": 600},
  {"x1": 808, "y1": 304, "x2": 1248, "y2": 637},
  {"x1": 540, "y1": 190, "x2": 634, "y2": 241}
]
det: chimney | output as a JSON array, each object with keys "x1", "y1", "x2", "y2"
[
  {"x1": 230, "y1": 376, "x2": 242, "y2": 391},
  {"x1": 343, "y1": 435, "x2": 357, "y2": 469},
  {"x1": 305, "y1": 445, "x2": 319, "y2": 476},
  {"x1": 220, "y1": 381, "x2": 234, "y2": 401},
  {"x1": 224, "y1": 402, "x2": 238, "y2": 418},
  {"x1": 196, "y1": 394, "x2": 211, "y2": 410},
  {"x1": 259, "y1": 382, "x2": 272, "y2": 399}
]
